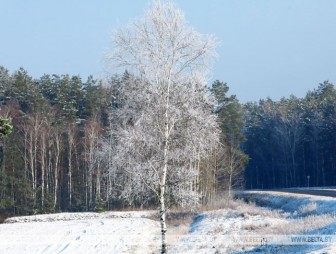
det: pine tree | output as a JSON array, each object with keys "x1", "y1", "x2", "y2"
[{"x1": 210, "y1": 81, "x2": 248, "y2": 195}]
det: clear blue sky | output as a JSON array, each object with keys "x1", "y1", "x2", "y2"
[{"x1": 1, "y1": 0, "x2": 336, "y2": 102}]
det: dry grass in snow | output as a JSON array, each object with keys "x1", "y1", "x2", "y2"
[{"x1": 169, "y1": 192, "x2": 336, "y2": 253}]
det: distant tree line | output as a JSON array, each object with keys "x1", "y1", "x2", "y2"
[
  {"x1": 244, "y1": 81, "x2": 336, "y2": 189},
  {"x1": 3, "y1": 64, "x2": 333, "y2": 217},
  {"x1": 0, "y1": 66, "x2": 246, "y2": 217}
]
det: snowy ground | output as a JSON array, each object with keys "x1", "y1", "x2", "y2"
[
  {"x1": 1, "y1": 191, "x2": 336, "y2": 254},
  {"x1": 1, "y1": 216, "x2": 161, "y2": 254},
  {"x1": 232, "y1": 190, "x2": 336, "y2": 254}
]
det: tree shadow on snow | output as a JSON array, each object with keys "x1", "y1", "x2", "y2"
[{"x1": 188, "y1": 214, "x2": 207, "y2": 233}]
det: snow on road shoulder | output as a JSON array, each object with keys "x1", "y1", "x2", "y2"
[
  {"x1": 238, "y1": 190, "x2": 336, "y2": 215},
  {"x1": 170, "y1": 192, "x2": 336, "y2": 253}
]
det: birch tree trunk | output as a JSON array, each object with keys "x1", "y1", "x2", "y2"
[
  {"x1": 53, "y1": 129, "x2": 62, "y2": 210},
  {"x1": 40, "y1": 123, "x2": 49, "y2": 210},
  {"x1": 67, "y1": 123, "x2": 76, "y2": 209},
  {"x1": 84, "y1": 117, "x2": 101, "y2": 210},
  {"x1": 159, "y1": 81, "x2": 171, "y2": 253}
]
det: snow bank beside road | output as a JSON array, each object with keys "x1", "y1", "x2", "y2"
[
  {"x1": 170, "y1": 192, "x2": 336, "y2": 253},
  {"x1": 238, "y1": 190, "x2": 336, "y2": 216}
]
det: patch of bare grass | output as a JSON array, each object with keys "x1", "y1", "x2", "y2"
[
  {"x1": 200, "y1": 194, "x2": 233, "y2": 211},
  {"x1": 163, "y1": 209, "x2": 199, "y2": 245},
  {"x1": 203, "y1": 196, "x2": 285, "y2": 219},
  {"x1": 166, "y1": 210, "x2": 196, "y2": 226}
]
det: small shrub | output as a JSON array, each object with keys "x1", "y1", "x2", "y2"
[{"x1": 94, "y1": 196, "x2": 105, "y2": 213}]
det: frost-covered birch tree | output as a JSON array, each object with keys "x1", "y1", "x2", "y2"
[{"x1": 106, "y1": 1, "x2": 219, "y2": 253}]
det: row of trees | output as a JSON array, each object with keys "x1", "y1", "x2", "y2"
[
  {"x1": 2, "y1": 66, "x2": 335, "y2": 216},
  {"x1": 244, "y1": 81, "x2": 336, "y2": 189},
  {"x1": 5, "y1": 68, "x2": 335, "y2": 214},
  {"x1": 0, "y1": 66, "x2": 111, "y2": 215},
  {"x1": 0, "y1": 66, "x2": 246, "y2": 217}
]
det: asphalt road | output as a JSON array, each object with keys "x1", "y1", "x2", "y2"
[{"x1": 266, "y1": 188, "x2": 336, "y2": 198}]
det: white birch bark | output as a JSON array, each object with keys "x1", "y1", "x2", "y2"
[
  {"x1": 67, "y1": 123, "x2": 76, "y2": 209},
  {"x1": 53, "y1": 129, "x2": 62, "y2": 210}
]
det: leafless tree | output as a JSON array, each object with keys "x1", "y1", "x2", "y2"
[
  {"x1": 66, "y1": 123, "x2": 78, "y2": 209},
  {"x1": 84, "y1": 116, "x2": 102, "y2": 210},
  {"x1": 106, "y1": 1, "x2": 219, "y2": 252},
  {"x1": 51, "y1": 126, "x2": 62, "y2": 210}
]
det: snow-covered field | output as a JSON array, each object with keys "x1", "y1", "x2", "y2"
[
  {"x1": 1, "y1": 211, "x2": 163, "y2": 254},
  {"x1": 1, "y1": 191, "x2": 336, "y2": 254}
]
